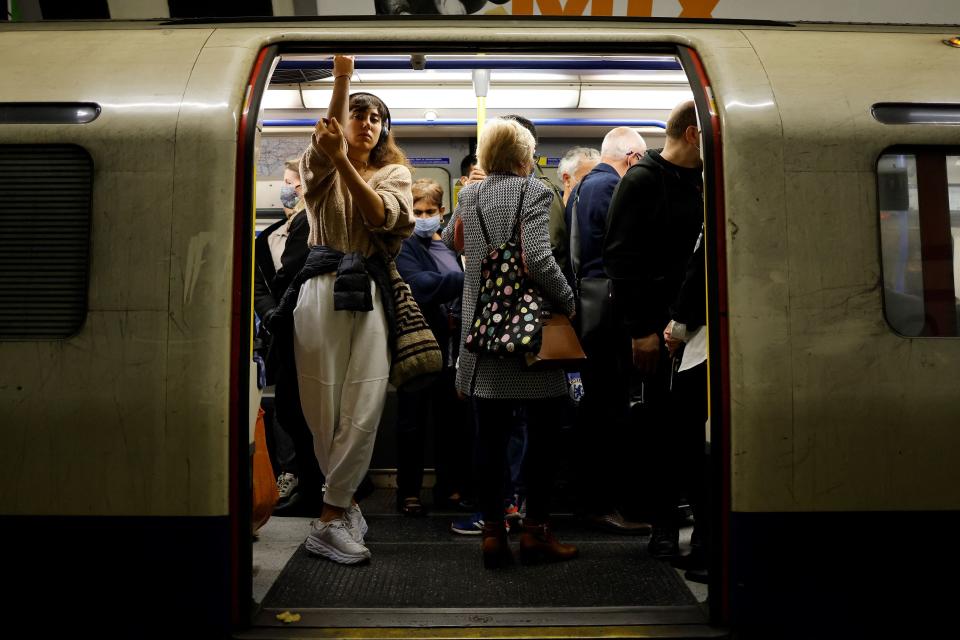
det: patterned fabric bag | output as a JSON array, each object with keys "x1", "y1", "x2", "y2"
[
  {"x1": 465, "y1": 179, "x2": 545, "y2": 357},
  {"x1": 387, "y1": 261, "x2": 443, "y2": 391}
]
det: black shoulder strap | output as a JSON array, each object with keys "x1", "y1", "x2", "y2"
[
  {"x1": 510, "y1": 176, "x2": 531, "y2": 240},
  {"x1": 569, "y1": 180, "x2": 585, "y2": 280},
  {"x1": 476, "y1": 177, "x2": 530, "y2": 250}
]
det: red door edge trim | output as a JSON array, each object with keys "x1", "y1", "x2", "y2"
[
  {"x1": 230, "y1": 46, "x2": 274, "y2": 628},
  {"x1": 684, "y1": 47, "x2": 732, "y2": 623}
]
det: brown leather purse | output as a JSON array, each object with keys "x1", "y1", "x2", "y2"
[{"x1": 523, "y1": 312, "x2": 587, "y2": 371}]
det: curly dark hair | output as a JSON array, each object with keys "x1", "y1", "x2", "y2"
[{"x1": 349, "y1": 92, "x2": 408, "y2": 169}]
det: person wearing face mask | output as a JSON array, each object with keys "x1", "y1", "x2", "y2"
[
  {"x1": 254, "y1": 158, "x2": 322, "y2": 514},
  {"x1": 603, "y1": 100, "x2": 706, "y2": 561},
  {"x1": 394, "y1": 179, "x2": 468, "y2": 516}
]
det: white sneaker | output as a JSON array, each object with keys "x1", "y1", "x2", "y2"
[
  {"x1": 276, "y1": 473, "x2": 298, "y2": 500},
  {"x1": 346, "y1": 503, "x2": 369, "y2": 544},
  {"x1": 305, "y1": 519, "x2": 370, "y2": 564}
]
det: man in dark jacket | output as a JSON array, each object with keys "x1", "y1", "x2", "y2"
[
  {"x1": 566, "y1": 126, "x2": 651, "y2": 534},
  {"x1": 603, "y1": 100, "x2": 705, "y2": 557}
]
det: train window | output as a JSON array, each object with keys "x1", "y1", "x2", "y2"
[
  {"x1": 878, "y1": 149, "x2": 960, "y2": 337},
  {"x1": 0, "y1": 145, "x2": 92, "y2": 339}
]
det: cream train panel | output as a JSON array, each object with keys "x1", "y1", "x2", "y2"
[
  {"x1": 732, "y1": 29, "x2": 960, "y2": 512},
  {"x1": 165, "y1": 44, "x2": 264, "y2": 516},
  {"x1": 0, "y1": 28, "x2": 214, "y2": 516}
]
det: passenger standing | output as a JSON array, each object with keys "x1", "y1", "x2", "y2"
[
  {"x1": 503, "y1": 115, "x2": 569, "y2": 275},
  {"x1": 395, "y1": 178, "x2": 469, "y2": 515},
  {"x1": 442, "y1": 118, "x2": 577, "y2": 568},
  {"x1": 603, "y1": 101, "x2": 705, "y2": 558},
  {"x1": 557, "y1": 146, "x2": 600, "y2": 207},
  {"x1": 254, "y1": 158, "x2": 322, "y2": 512},
  {"x1": 663, "y1": 228, "x2": 709, "y2": 582},
  {"x1": 566, "y1": 127, "x2": 650, "y2": 534},
  {"x1": 279, "y1": 55, "x2": 414, "y2": 565}
]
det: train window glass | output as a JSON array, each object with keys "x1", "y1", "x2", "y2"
[
  {"x1": 0, "y1": 145, "x2": 92, "y2": 339},
  {"x1": 878, "y1": 150, "x2": 960, "y2": 337}
]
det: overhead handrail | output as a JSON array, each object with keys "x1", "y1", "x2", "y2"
[
  {"x1": 276, "y1": 58, "x2": 682, "y2": 71},
  {"x1": 263, "y1": 118, "x2": 667, "y2": 128}
]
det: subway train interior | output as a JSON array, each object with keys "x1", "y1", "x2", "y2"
[
  {"x1": 3, "y1": 15, "x2": 960, "y2": 640},
  {"x1": 250, "y1": 52, "x2": 713, "y2": 632}
]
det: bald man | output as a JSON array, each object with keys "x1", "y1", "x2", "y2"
[
  {"x1": 566, "y1": 126, "x2": 650, "y2": 535},
  {"x1": 565, "y1": 127, "x2": 646, "y2": 280}
]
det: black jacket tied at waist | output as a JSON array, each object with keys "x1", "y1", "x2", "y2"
[{"x1": 268, "y1": 246, "x2": 396, "y2": 351}]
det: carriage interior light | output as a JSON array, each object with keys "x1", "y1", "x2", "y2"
[
  {"x1": 299, "y1": 86, "x2": 582, "y2": 110},
  {"x1": 423, "y1": 109, "x2": 439, "y2": 122}
]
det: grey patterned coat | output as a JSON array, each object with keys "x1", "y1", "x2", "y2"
[{"x1": 442, "y1": 173, "x2": 576, "y2": 399}]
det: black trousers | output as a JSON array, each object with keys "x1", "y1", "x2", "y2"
[
  {"x1": 473, "y1": 396, "x2": 564, "y2": 524},
  {"x1": 396, "y1": 367, "x2": 471, "y2": 503},
  {"x1": 272, "y1": 330, "x2": 324, "y2": 502},
  {"x1": 575, "y1": 331, "x2": 631, "y2": 513},
  {"x1": 641, "y1": 354, "x2": 707, "y2": 530}
]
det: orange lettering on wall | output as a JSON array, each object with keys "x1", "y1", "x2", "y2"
[
  {"x1": 626, "y1": 0, "x2": 653, "y2": 17},
  {"x1": 591, "y1": 0, "x2": 614, "y2": 16},
  {"x1": 678, "y1": 0, "x2": 719, "y2": 18},
  {"x1": 514, "y1": 0, "x2": 605, "y2": 16},
  {"x1": 512, "y1": 0, "x2": 533, "y2": 14}
]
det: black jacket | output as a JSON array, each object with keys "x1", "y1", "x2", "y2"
[
  {"x1": 603, "y1": 150, "x2": 703, "y2": 339},
  {"x1": 253, "y1": 211, "x2": 309, "y2": 383},
  {"x1": 254, "y1": 211, "x2": 310, "y2": 323},
  {"x1": 671, "y1": 227, "x2": 706, "y2": 329}
]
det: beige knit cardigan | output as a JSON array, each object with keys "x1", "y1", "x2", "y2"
[{"x1": 299, "y1": 138, "x2": 414, "y2": 257}]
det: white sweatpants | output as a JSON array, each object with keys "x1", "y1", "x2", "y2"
[{"x1": 293, "y1": 273, "x2": 391, "y2": 508}]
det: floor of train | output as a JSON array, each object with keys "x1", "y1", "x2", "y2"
[{"x1": 251, "y1": 488, "x2": 708, "y2": 629}]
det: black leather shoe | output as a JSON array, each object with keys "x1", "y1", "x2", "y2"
[
  {"x1": 586, "y1": 510, "x2": 652, "y2": 535},
  {"x1": 647, "y1": 526, "x2": 680, "y2": 558},
  {"x1": 671, "y1": 548, "x2": 706, "y2": 570},
  {"x1": 684, "y1": 567, "x2": 709, "y2": 584}
]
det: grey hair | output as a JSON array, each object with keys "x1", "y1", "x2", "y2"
[
  {"x1": 600, "y1": 127, "x2": 647, "y2": 161},
  {"x1": 556, "y1": 147, "x2": 600, "y2": 181}
]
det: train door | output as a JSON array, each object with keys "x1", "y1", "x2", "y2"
[{"x1": 239, "y1": 44, "x2": 727, "y2": 637}]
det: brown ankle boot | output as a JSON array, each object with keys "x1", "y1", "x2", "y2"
[
  {"x1": 519, "y1": 521, "x2": 578, "y2": 565},
  {"x1": 481, "y1": 521, "x2": 512, "y2": 569}
]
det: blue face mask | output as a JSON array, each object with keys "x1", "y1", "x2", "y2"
[
  {"x1": 414, "y1": 215, "x2": 441, "y2": 238},
  {"x1": 280, "y1": 184, "x2": 299, "y2": 209}
]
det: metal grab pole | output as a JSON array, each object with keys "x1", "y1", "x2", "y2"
[{"x1": 472, "y1": 68, "x2": 490, "y2": 142}]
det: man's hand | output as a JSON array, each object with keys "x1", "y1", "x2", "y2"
[
  {"x1": 332, "y1": 54, "x2": 354, "y2": 79},
  {"x1": 465, "y1": 167, "x2": 487, "y2": 184},
  {"x1": 313, "y1": 117, "x2": 346, "y2": 161},
  {"x1": 631, "y1": 333, "x2": 660, "y2": 375},
  {"x1": 664, "y1": 321, "x2": 683, "y2": 358}
]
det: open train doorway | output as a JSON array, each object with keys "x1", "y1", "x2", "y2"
[{"x1": 244, "y1": 48, "x2": 725, "y2": 635}]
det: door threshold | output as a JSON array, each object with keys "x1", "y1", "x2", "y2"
[{"x1": 248, "y1": 604, "x2": 714, "y2": 630}]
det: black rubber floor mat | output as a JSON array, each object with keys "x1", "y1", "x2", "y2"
[{"x1": 261, "y1": 515, "x2": 696, "y2": 609}]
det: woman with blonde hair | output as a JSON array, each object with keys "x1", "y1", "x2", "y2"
[
  {"x1": 272, "y1": 55, "x2": 414, "y2": 565},
  {"x1": 442, "y1": 118, "x2": 577, "y2": 568}
]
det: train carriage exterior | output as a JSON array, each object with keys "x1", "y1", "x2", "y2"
[{"x1": 1, "y1": 15, "x2": 958, "y2": 638}]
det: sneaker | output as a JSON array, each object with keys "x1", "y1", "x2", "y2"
[
  {"x1": 276, "y1": 473, "x2": 299, "y2": 501},
  {"x1": 345, "y1": 503, "x2": 368, "y2": 544},
  {"x1": 305, "y1": 518, "x2": 370, "y2": 564},
  {"x1": 451, "y1": 513, "x2": 510, "y2": 535}
]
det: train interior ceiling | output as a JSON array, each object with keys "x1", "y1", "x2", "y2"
[{"x1": 251, "y1": 52, "x2": 710, "y2": 630}]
